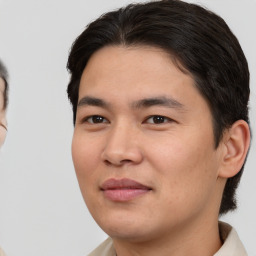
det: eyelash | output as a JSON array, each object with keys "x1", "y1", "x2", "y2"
[
  {"x1": 144, "y1": 115, "x2": 173, "y2": 124},
  {"x1": 81, "y1": 115, "x2": 173, "y2": 125},
  {"x1": 82, "y1": 115, "x2": 109, "y2": 124}
]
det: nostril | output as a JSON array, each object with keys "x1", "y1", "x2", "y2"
[
  {"x1": 104, "y1": 158, "x2": 132, "y2": 166},
  {"x1": 104, "y1": 159, "x2": 112, "y2": 166},
  {"x1": 120, "y1": 159, "x2": 132, "y2": 164}
]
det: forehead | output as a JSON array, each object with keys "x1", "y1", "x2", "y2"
[
  {"x1": 81, "y1": 45, "x2": 195, "y2": 92},
  {"x1": 80, "y1": 45, "x2": 200, "y2": 101}
]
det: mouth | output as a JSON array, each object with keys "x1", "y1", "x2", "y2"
[{"x1": 100, "y1": 178, "x2": 152, "y2": 202}]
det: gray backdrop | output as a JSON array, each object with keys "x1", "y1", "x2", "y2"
[{"x1": 0, "y1": 0, "x2": 255, "y2": 255}]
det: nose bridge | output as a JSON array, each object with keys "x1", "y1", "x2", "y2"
[{"x1": 101, "y1": 120, "x2": 142, "y2": 165}]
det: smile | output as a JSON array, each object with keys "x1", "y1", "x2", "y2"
[{"x1": 100, "y1": 178, "x2": 152, "y2": 202}]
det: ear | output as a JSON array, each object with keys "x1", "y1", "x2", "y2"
[{"x1": 218, "y1": 120, "x2": 250, "y2": 178}]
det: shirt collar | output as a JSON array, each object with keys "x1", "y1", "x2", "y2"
[{"x1": 214, "y1": 221, "x2": 247, "y2": 256}]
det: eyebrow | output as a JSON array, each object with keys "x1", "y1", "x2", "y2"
[
  {"x1": 77, "y1": 95, "x2": 185, "y2": 111},
  {"x1": 77, "y1": 96, "x2": 109, "y2": 108},
  {"x1": 132, "y1": 96, "x2": 185, "y2": 110}
]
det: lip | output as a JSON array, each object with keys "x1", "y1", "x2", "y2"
[{"x1": 101, "y1": 178, "x2": 152, "y2": 202}]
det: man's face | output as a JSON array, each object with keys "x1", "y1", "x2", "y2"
[
  {"x1": 0, "y1": 78, "x2": 7, "y2": 147},
  {"x1": 72, "y1": 46, "x2": 224, "y2": 241}
]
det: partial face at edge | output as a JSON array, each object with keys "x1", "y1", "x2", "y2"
[
  {"x1": 0, "y1": 78, "x2": 7, "y2": 147},
  {"x1": 72, "y1": 46, "x2": 224, "y2": 242}
]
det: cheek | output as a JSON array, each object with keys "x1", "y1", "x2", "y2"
[
  {"x1": 71, "y1": 132, "x2": 101, "y2": 182},
  {"x1": 154, "y1": 128, "x2": 215, "y2": 173},
  {"x1": 148, "y1": 133, "x2": 218, "y2": 202},
  {"x1": 71, "y1": 133, "x2": 104, "y2": 214}
]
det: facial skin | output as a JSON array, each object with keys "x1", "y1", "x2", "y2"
[
  {"x1": 72, "y1": 46, "x2": 249, "y2": 256},
  {"x1": 0, "y1": 78, "x2": 7, "y2": 147}
]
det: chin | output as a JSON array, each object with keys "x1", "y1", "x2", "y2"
[
  {"x1": 96, "y1": 214, "x2": 156, "y2": 242},
  {"x1": 105, "y1": 226, "x2": 151, "y2": 242}
]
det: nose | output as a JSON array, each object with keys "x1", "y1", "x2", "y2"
[{"x1": 101, "y1": 123, "x2": 143, "y2": 166}]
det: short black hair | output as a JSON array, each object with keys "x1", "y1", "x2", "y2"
[
  {"x1": 0, "y1": 59, "x2": 9, "y2": 109},
  {"x1": 67, "y1": 0, "x2": 250, "y2": 215}
]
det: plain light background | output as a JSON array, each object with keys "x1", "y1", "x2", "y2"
[{"x1": 0, "y1": 0, "x2": 255, "y2": 255}]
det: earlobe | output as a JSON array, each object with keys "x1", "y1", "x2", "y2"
[{"x1": 218, "y1": 120, "x2": 250, "y2": 178}]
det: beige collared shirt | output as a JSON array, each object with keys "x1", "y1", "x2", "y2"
[
  {"x1": 214, "y1": 222, "x2": 247, "y2": 256},
  {"x1": 88, "y1": 222, "x2": 247, "y2": 256}
]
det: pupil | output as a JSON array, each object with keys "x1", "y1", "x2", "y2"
[
  {"x1": 153, "y1": 116, "x2": 164, "y2": 123},
  {"x1": 93, "y1": 116, "x2": 103, "y2": 123}
]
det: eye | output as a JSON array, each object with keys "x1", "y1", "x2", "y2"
[
  {"x1": 145, "y1": 115, "x2": 172, "y2": 124},
  {"x1": 83, "y1": 115, "x2": 109, "y2": 124}
]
